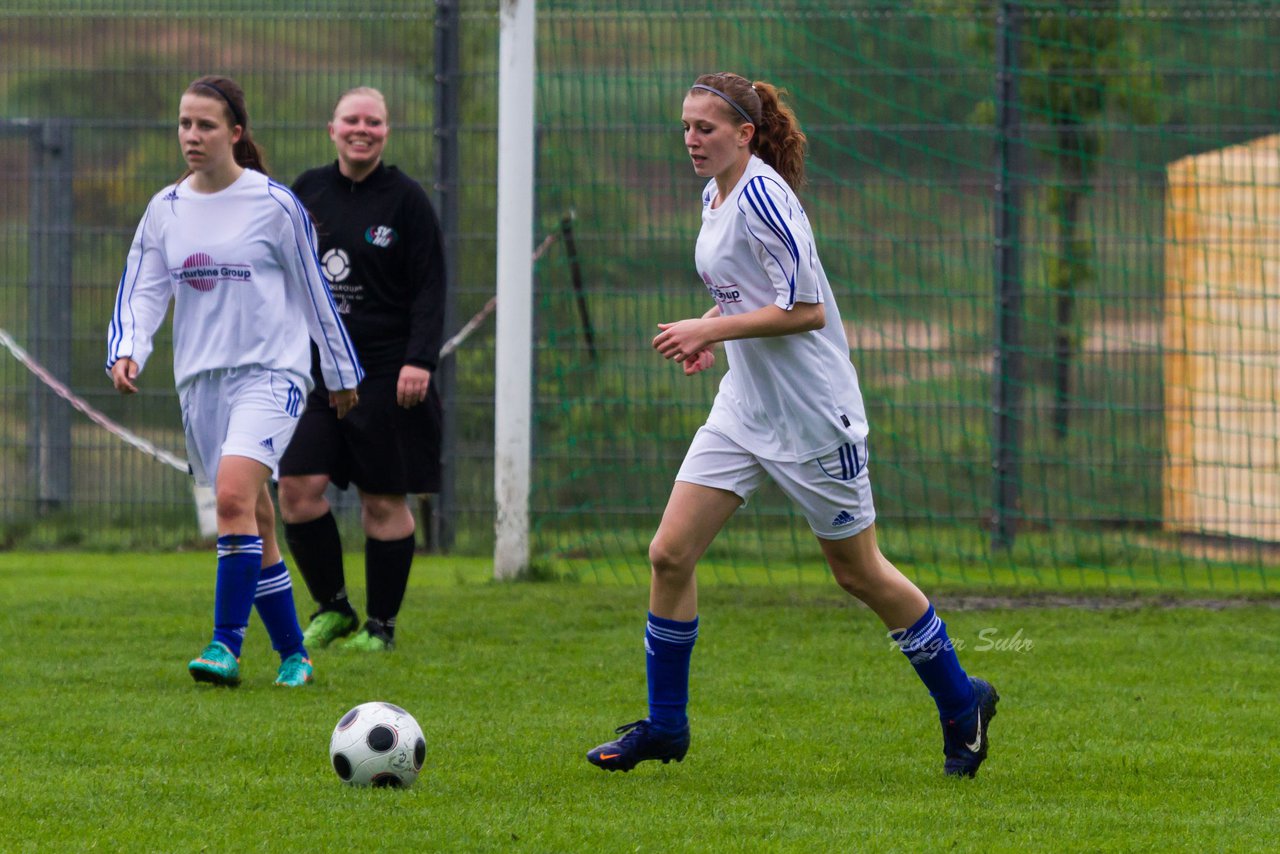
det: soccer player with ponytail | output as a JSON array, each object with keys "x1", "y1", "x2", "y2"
[
  {"x1": 107, "y1": 75, "x2": 363, "y2": 688},
  {"x1": 587, "y1": 72, "x2": 999, "y2": 777}
]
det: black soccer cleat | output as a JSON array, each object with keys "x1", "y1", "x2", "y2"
[
  {"x1": 587, "y1": 718, "x2": 691, "y2": 772},
  {"x1": 942, "y1": 677, "x2": 999, "y2": 778}
]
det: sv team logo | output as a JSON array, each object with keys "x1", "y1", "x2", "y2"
[
  {"x1": 320, "y1": 248, "x2": 351, "y2": 283},
  {"x1": 172, "y1": 253, "x2": 252, "y2": 292},
  {"x1": 365, "y1": 225, "x2": 397, "y2": 248}
]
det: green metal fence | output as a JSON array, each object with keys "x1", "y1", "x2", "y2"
[{"x1": 2, "y1": 1, "x2": 1277, "y2": 590}]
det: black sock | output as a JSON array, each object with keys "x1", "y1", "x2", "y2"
[
  {"x1": 365, "y1": 533, "x2": 416, "y2": 636},
  {"x1": 284, "y1": 512, "x2": 353, "y2": 615},
  {"x1": 365, "y1": 617, "x2": 394, "y2": 640}
]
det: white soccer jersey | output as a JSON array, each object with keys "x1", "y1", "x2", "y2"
[
  {"x1": 107, "y1": 168, "x2": 363, "y2": 393},
  {"x1": 695, "y1": 155, "x2": 867, "y2": 462}
]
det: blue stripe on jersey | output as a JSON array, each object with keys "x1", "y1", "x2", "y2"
[
  {"x1": 741, "y1": 175, "x2": 800, "y2": 306},
  {"x1": 107, "y1": 205, "x2": 154, "y2": 369},
  {"x1": 266, "y1": 180, "x2": 364, "y2": 388},
  {"x1": 283, "y1": 182, "x2": 364, "y2": 386}
]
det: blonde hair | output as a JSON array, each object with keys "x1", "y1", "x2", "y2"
[{"x1": 333, "y1": 86, "x2": 388, "y2": 121}]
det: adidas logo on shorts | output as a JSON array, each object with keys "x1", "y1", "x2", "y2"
[
  {"x1": 259, "y1": 437, "x2": 274, "y2": 452},
  {"x1": 831, "y1": 510, "x2": 856, "y2": 527}
]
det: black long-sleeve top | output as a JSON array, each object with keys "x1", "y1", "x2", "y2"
[{"x1": 292, "y1": 161, "x2": 446, "y2": 383}]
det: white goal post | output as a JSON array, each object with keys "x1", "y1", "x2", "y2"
[{"x1": 494, "y1": 0, "x2": 536, "y2": 579}]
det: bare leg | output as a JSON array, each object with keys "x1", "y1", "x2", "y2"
[
  {"x1": 647, "y1": 481, "x2": 743, "y2": 620},
  {"x1": 819, "y1": 523, "x2": 929, "y2": 631},
  {"x1": 215, "y1": 455, "x2": 273, "y2": 535},
  {"x1": 255, "y1": 484, "x2": 282, "y2": 566},
  {"x1": 278, "y1": 473, "x2": 332, "y2": 525},
  {"x1": 359, "y1": 492, "x2": 415, "y2": 541}
]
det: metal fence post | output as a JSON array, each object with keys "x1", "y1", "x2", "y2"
[
  {"x1": 992, "y1": 3, "x2": 1023, "y2": 549},
  {"x1": 432, "y1": 0, "x2": 461, "y2": 553},
  {"x1": 27, "y1": 120, "x2": 74, "y2": 513}
]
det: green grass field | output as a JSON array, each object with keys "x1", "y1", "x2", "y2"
[{"x1": 2, "y1": 551, "x2": 1277, "y2": 852}]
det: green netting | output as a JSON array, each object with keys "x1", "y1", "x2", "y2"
[
  {"x1": 527, "y1": 1, "x2": 1280, "y2": 589},
  {"x1": 1, "y1": 2, "x2": 1277, "y2": 590}
]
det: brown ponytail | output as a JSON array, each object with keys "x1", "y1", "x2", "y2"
[{"x1": 689, "y1": 72, "x2": 807, "y2": 189}]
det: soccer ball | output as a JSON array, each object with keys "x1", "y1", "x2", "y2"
[{"x1": 329, "y1": 701, "x2": 426, "y2": 788}]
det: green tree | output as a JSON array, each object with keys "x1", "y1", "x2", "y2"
[{"x1": 960, "y1": 1, "x2": 1161, "y2": 438}]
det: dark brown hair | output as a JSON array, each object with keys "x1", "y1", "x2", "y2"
[
  {"x1": 181, "y1": 75, "x2": 268, "y2": 177},
  {"x1": 690, "y1": 72, "x2": 807, "y2": 189}
]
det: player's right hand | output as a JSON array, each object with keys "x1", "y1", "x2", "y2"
[
  {"x1": 331, "y1": 388, "x2": 359, "y2": 419},
  {"x1": 110, "y1": 358, "x2": 139, "y2": 394},
  {"x1": 683, "y1": 348, "x2": 715, "y2": 376}
]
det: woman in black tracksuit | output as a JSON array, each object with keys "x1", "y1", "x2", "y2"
[{"x1": 279, "y1": 86, "x2": 446, "y2": 652}]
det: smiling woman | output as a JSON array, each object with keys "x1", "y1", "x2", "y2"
[
  {"x1": 327, "y1": 86, "x2": 387, "y2": 182},
  {"x1": 105, "y1": 74, "x2": 364, "y2": 690},
  {"x1": 277, "y1": 86, "x2": 448, "y2": 657}
]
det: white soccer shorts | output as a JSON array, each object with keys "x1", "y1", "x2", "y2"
[
  {"x1": 675, "y1": 425, "x2": 876, "y2": 540},
  {"x1": 178, "y1": 366, "x2": 306, "y2": 487}
]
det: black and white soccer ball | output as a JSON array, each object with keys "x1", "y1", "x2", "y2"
[{"x1": 329, "y1": 701, "x2": 426, "y2": 788}]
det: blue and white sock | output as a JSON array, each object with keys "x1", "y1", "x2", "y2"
[
  {"x1": 891, "y1": 604, "x2": 976, "y2": 720},
  {"x1": 254, "y1": 560, "x2": 307, "y2": 661},
  {"x1": 646, "y1": 612, "x2": 699, "y2": 732},
  {"x1": 212, "y1": 534, "x2": 262, "y2": 658}
]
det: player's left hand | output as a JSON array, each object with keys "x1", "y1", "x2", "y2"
[
  {"x1": 654, "y1": 319, "x2": 712, "y2": 364},
  {"x1": 397, "y1": 365, "x2": 432, "y2": 408},
  {"x1": 331, "y1": 388, "x2": 359, "y2": 419}
]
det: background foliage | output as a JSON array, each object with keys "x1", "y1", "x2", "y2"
[{"x1": 1, "y1": 1, "x2": 1277, "y2": 587}]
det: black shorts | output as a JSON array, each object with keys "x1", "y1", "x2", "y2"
[{"x1": 279, "y1": 373, "x2": 442, "y2": 494}]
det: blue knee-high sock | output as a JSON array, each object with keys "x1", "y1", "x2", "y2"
[
  {"x1": 646, "y1": 612, "x2": 699, "y2": 732},
  {"x1": 213, "y1": 535, "x2": 262, "y2": 658},
  {"x1": 891, "y1": 604, "x2": 976, "y2": 720},
  {"x1": 254, "y1": 560, "x2": 307, "y2": 661}
]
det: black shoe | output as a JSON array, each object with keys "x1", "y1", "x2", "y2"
[
  {"x1": 942, "y1": 677, "x2": 999, "y2": 778},
  {"x1": 587, "y1": 719, "x2": 691, "y2": 772}
]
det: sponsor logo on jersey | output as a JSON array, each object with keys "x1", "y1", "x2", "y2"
[
  {"x1": 321, "y1": 247, "x2": 351, "y2": 283},
  {"x1": 365, "y1": 225, "x2": 397, "y2": 248},
  {"x1": 700, "y1": 272, "x2": 742, "y2": 304},
  {"x1": 171, "y1": 253, "x2": 253, "y2": 292}
]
